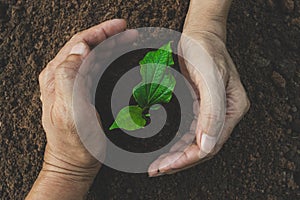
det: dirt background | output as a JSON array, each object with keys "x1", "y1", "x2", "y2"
[{"x1": 0, "y1": 0, "x2": 300, "y2": 199}]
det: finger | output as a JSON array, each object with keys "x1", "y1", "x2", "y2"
[
  {"x1": 194, "y1": 65, "x2": 227, "y2": 155},
  {"x1": 169, "y1": 140, "x2": 189, "y2": 152},
  {"x1": 40, "y1": 19, "x2": 128, "y2": 99},
  {"x1": 82, "y1": 28, "x2": 139, "y2": 95},
  {"x1": 169, "y1": 132, "x2": 195, "y2": 152},
  {"x1": 169, "y1": 144, "x2": 205, "y2": 171},
  {"x1": 148, "y1": 132, "x2": 195, "y2": 177},
  {"x1": 150, "y1": 144, "x2": 205, "y2": 176},
  {"x1": 95, "y1": 29, "x2": 138, "y2": 52},
  {"x1": 157, "y1": 152, "x2": 183, "y2": 173},
  {"x1": 180, "y1": 35, "x2": 228, "y2": 154},
  {"x1": 51, "y1": 19, "x2": 127, "y2": 67},
  {"x1": 117, "y1": 29, "x2": 138, "y2": 43},
  {"x1": 212, "y1": 79, "x2": 250, "y2": 155},
  {"x1": 148, "y1": 154, "x2": 169, "y2": 177},
  {"x1": 91, "y1": 28, "x2": 139, "y2": 70},
  {"x1": 95, "y1": 29, "x2": 138, "y2": 58},
  {"x1": 148, "y1": 152, "x2": 182, "y2": 177}
]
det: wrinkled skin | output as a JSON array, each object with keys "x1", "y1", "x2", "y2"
[
  {"x1": 28, "y1": 1, "x2": 250, "y2": 199},
  {"x1": 39, "y1": 20, "x2": 134, "y2": 175},
  {"x1": 148, "y1": 0, "x2": 250, "y2": 176},
  {"x1": 27, "y1": 19, "x2": 138, "y2": 200}
]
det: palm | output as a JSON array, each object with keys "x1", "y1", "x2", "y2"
[{"x1": 148, "y1": 31, "x2": 250, "y2": 176}]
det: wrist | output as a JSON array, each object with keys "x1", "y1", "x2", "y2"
[
  {"x1": 43, "y1": 144, "x2": 101, "y2": 179},
  {"x1": 26, "y1": 147, "x2": 100, "y2": 200},
  {"x1": 26, "y1": 158, "x2": 100, "y2": 200},
  {"x1": 26, "y1": 168, "x2": 95, "y2": 200},
  {"x1": 187, "y1": 0, "x2": 232, "y2": 18},
  {"x1": 42, "y1": 159, "x2": 100, "y2": 182},
  {"x1": 183, "y1": 0, "x2": 232, "y2": 42}
]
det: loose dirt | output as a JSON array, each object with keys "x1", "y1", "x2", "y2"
[{"x1": 0, "y1": 0, "x2": 299, "y2": 199}]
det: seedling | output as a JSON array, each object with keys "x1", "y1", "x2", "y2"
[{"x1": 110, "y1": 42, "x2": 176, "y2": 131}]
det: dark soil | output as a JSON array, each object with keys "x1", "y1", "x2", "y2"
[
  {"x1": 1, "y1": 0, "x2": 300, "y2": 199},
  {"x1": 96, "y1": 49, "x2": 191, "y2": 153}
]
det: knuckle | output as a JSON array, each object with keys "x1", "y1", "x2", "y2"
[
  {"x1": 55, "y1": 60, "x2": 81, "y2": 80},
  {"x1": 38, "y1": 69, "x2": 46, "y2": 84},
  {"x1": 230, "y1": 79, "x2": 251, "y2": 120},
  {"x1": 239, "y1": 88, "x2": 250, "y2": 113},
  {"x1": 39, "y1": 68, "x2": 52, "y2": 86},
  {"x1": 244, "y1": 97, "x2": 251, "y2": 112},
  {"x1": 39, "y1": 60, "x2": 56, "y2": 84},
  {"x1": 55, "y1": 67, "x2": 76, "y2": 80},
  {"x1": 236, "y1": 93, "x2": 250, "y2": 119},
  {"x1": 46, "y1": 60, "x2": 56, "y2": 69},
  {"x1": 66, "y1": 54, "x2": 83, "y2": 63}
]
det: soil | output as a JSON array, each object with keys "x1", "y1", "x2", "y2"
[
  {"x1": 0, "y1": 0, "x2": 300, "y2": 199},
  {"x1": 96, "y1": 49, "x2": 191, "y2": 154}
]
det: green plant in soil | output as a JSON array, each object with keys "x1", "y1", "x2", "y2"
[{"x1": 109, "y1": 42, "x2": 176, "y2": 131}]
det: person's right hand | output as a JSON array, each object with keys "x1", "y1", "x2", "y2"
[
  {"x1": 148, "y1": 0, "x2": 250, "y2": 176},
  {"x1": 27, "y1": 19, "x2": 138, "y2": 200},
  {"x1": 39, "y1": 19, "x2": 131, "y2": 177}
]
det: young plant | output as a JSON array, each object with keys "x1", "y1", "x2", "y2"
[{"x1": 109, "y1": 42, "x2": 176, "y2": 131}]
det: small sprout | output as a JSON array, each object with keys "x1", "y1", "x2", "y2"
[{"x1": 110, "y1": 42, "x2": 176, "y2": 131}]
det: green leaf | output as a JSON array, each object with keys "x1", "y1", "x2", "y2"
[
  {"x1": 110, "y1": 42, "x2": 176, "y2": 132},
  {"x1": 109, "y1": 106, "x2": 146, "y2": 131},
  {"x1": 133, "y1": 82, "x2": 148, "y2": 108},
  {"x1": 110, "y1": 121, "x2": 119, "y2": 130},
  {"x1": 133, "y1": 72, "x2": 176, "y2": 107},
  {"x1": 134, "y1": 42, "x2": 175, "y2": 107},
  {"x1": 149, "y1": 72, "x2": 176, "y2": 104}
]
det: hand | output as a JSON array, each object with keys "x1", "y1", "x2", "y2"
[
  {"x1": 27, "y1": 19, "x2": 138, "y2": 199},
  {"x1": 148, "y1": 0, "x2": 250, "y2": 176}
]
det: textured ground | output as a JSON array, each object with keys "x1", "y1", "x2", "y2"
[{"x1": 0, "y1": 0, "x2": 300, "y2": 199}]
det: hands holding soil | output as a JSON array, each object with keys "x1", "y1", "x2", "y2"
[{"x1": 27, "y1": 0, "x2": 249, "y2": 199}]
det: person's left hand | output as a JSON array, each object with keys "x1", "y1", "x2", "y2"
[{"x1": 148, "y1": 1, "x2": 250, "y2": 176}]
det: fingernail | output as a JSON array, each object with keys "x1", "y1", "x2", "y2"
[
  {"x1": 200, "y1": 133, "x2": 217, "y2": 154},
  {"x1": 70, "y1": 42, "x2": 87, "y2": 56}
]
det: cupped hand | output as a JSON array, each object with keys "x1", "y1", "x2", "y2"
[
  {"x1": 148, "y1": 10, "x2": 250, "y2": 176},
  {"x1": 27, "y1": 19, "x2": 138, "y2": 199},
  {"x1": 38, "y1": 19, "x2": 137, "y2": 178}
]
